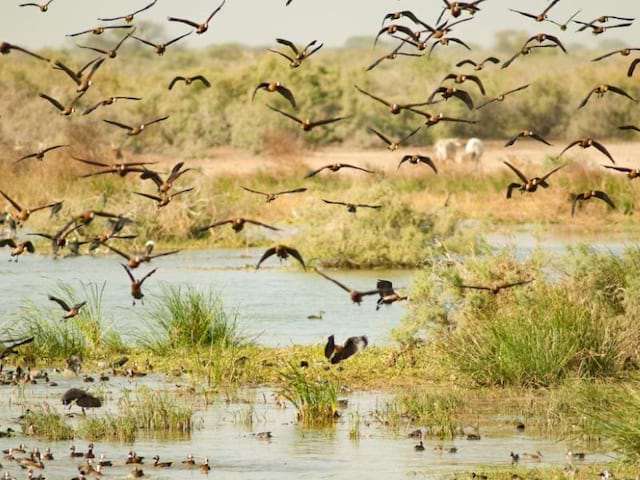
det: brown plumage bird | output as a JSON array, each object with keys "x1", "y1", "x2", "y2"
[
  {"x1": 66, "y1": 25, "x2": 133, "y2": 38},
  {"x1": 73, "y1": 210, "x2": 127, "y2": 226},
  {"x1": 48, "y1": 295, "x2": 86, "y2": 320},
  {"x1": 0, "y1": 189, "x2": 61, "y2": 226},
  {"x1": 98, "y1": 0, "x2": 157, "y2": 23},
  {"x1": 106, "y1": 243, "x2": 179, "y2": 269},
  {"x1": 476, "y1": 84, "x2": 530, "y2": 109},
  {"x1": 505, "y1": 130, "x2": 552, "y2": 147},
  {"x1": 441, "y1": 73, "x2": 486, "y2": 95},
  {"x1": 267, "y1": 105, "x2": 350, "y2": 132},
  {"x1": 152, "y1": 456, "x2": 172, "y2": 468},
  {"x1": 0, "y1": 41, "x2": 50, "y2": 61},
  {"x1": 575, "y1": 20, "x2": 633, "y2": 35},
  {"x1": 28, "y1": 221, "x2": 83, "y2": 256},
  {"x1": 376, "y1": 280, "x2": 408, "y2": 310},
  {"x1": 77, "y1": 28, "x2": 136, "y2": 59},
  {"x1": 381, "y1": 10, "x2": 429, "y2": 28},
  {"x1": 458, "y1": 279, "x2": 534, "y2": 295},
  {"x1": 168, "y1": 75, "x2": 211, "y2": 90},
  {"x1": 0, "y1": 239, "x2": 35, "y2": 262},
  {"x1": 39, "y1": 92, "x2": 85, "y2": 116},
  {"x1": 256, "y1": 245, "x2": 305, "y2": 270},
  {"x1": 398, "y1": 155, "x2": 438, "y2": 173},
  {"x1": 132, "y1": 31, "x2": 192, "y2": 55},
  {"x1": 139, "y1": 162, "x2": 192, "y2": 193},
  {"x1": 75, "y1": 157, "x2": 150, "y2": 177},
  {"x1": 103, "y1": 116, "x2": 169, "y2": 136},
  {"x1": 355, "y1": 85, "x2": 429, "y2": 115},
  {"x1": 241, "y1": 186, "x2": 307, "y2": 203},
  {"x1": 428, "y1": 86, "x2": 474, "y2": 110},
  {"x1": 19, "y1": 0, "x2": 54, "y2": 12},
  {"x1": 268, "y1": 38, "x2": 323, "y2": 68},
  {"x1": 304, "y1": 163, "x2": 373, "y2": 179},
  {"x1": 502, "y1": 44, "x2": 558, "y2": 69},
  {"x1": 408, "y1": 111, "x2": 477, "y2": 128},
  {"x1": 366, "y1": 40, "x2": 423, "y2": 71},
  {"x1": 83, "y1": 96, "x2": 142, "y2": 115},
  {"x1": 324, "y1": 335, "x2": 368, "y2": 364},
  {"x1": 524, "y1": 33, "x2": 567, "y2": 52},
  {"x1": 87, "y1": 217, "x2": 137, "y2": 251},
  {"x1": 133, "y1": 188, "x2": 194, "y2": 208},
  {"x1": 558, "y1": 138, "x2": 615, "y2": 164},
  {"x1": 322, "y1": 199, "x2": 382, "y2": 214},
  {"x1": 314, "y1": 268, "x2": 380, "y2": 304},
  {"x1": 16, "y1": 144, "x2": 69, "y2": 163},
  {"x1": 122, "y1": 265, "x2": 157, "y2": 305},
  {"x1": 368, "y1": 126, "x2": 421, "y2": 151},
  {"x1": 428, "y1": 36, "x2": 471, "y2": 57},
  {"x1": 504, "y1": 161, "x2": 565, "y2": 198},
  {"x1": 253, "y1": 82, "x2": 296, "y2": 109},
  {"x1": 578, "y1": 84, "x2": 637, "y2": 109},
  {"x1": 571, "y1": 191, "x2": 615, "y2": 217},
  {"x1": 168, "y1": 0, "x2": 226, "y2": 34},
  {"x1": 375, "y1": 24, "x2": 420, "y2": 45},
  {"x1": 456, "y1": 56, "x2": 500, "y2": 70},
  {"x1": 437, "y1": 1, "x2": 485, "y2": 23},
  {"x1": 509, "y1": 0, "x2": 560, "y2": 23},
  {"x1": 592, "y1": 47, "x2": 640, "y2": 62},
  {"x1": 603, "y1": 164, "x2": 640, "y2": 180},
  {"x1": 198, "y1": 218, "x2": 280, "y2": 234}
]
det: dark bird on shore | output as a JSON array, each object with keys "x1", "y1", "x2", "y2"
[
  {"x1": 324, "y1": 335, "x2": 368, "y2": 364},
  {"x1": 83, "y1": 96, "x2": 141, "y2": 115},
  {"x1": 241, "y1": 186, "x2": 307, "y2": 203},
  {"x1": 77, "y1": 28, "x2": 135, "y2": 59},
  {"x1": 168, "y1": 0, "x2": 226, "y2": 34},
  {"x1": 629, "y1": 59, "x2": 640, "y2": 77},
  {"x1": 376, "y1": 280, "x2": 408, "y2": 310},
  {"x1": 168, "y1": 75, "x2": 211, "y2": 90},
  {"x1": 375, "y1": 24, "x2": 420, "y2": 45},
  {"x1": 505, "y1": 131, "x2": 552, "y2": 147},
  {"x1": 458, "y1": 279, "x2": 534, "y2": 295},
  {"x1": 398, "y1": 155, "x2": 438, "y2": 173},
  {"x1": 98, "y1": 0, "x2": 157, "y2": 23},
  {"x1": 16, "y1": 144, "x2": 69, "y2": 164},
  {"x1": 0, "y1": 41, "x2": 50, "y2": 61},
  {"x1": 603, "y1": 164, "x2": 640, "y2": 180},
  {"x1": 256, "y1": 245, "x2": 305, "y2": 270},
  {"x1": 368, "y1": 126, "x2": 421, "y2": 151},
  {"x1": 558, "y1": 138, "x2": 615, "y2": 164},
  {"x1": 103, "y1": 116, "x2": 169, "y2": 136},
  {"x1": 571, "y1": 191, "x2": 615, "y2": 217},
  {"x1": 428, "y1": 86, "x2": 474, "y2": 110},
  {"x1": 48, "y1": 296, "x2": 86, "y2": 320},
  {"x1": 268, "y1": 38, "x2": 323, "y2": 68},
  {"x1": 198, "y1": 218, "x2": 280, "y2": 234},
  {"x1": 132, "y1": 31, "x2": 192, "y2": 55},
  {"x1": 152, "y1": 456, "x2": 172, "y2": 468},
  {"x1": 476, "y1": 84, "x2": 530, "y2": 109},
  {"x1": 456, "y1": 56, "x2": 500, "y2": 71},
  {"x1": 19, "y1": 0, "x2": 54, "y2": 12},
  {"x1": 367, "y1": 40, "x2": 423, "y2": 71},
  {"x1": 592, "y1": 47, "x2": 640, "y2": 62},
  {"x1": 314, "y1": 268, "x2": 380, "y2": 304},
  {"x1": 355, "y1": 85, "x2": 429, "y2": 115},
  {"x1": 502, "y1": 44, "x2": 558, "y2": 69},
  {"x1": 441, "y1": 73, "x2": 486, "y2": 95},
  {"x1": 75, "y1": 156, "x2": 152, "y2": 176},
  {"x1": 322, "y1": 199, "x2": 382, "y2": 214},
  {"x1": 304, "y1": 163, "x2": 373, "y2": 178},
  {"x1": 509, "y1": 0, "x2": 561, "y2": 23},
  {"x1": 578, "y1": 84, "x2": 636, "y2": 109},
  {"x1": 122, "y1": 265, "x2": 157, "y2": 305},
  {"x1": 547, "y1": 9, "x2": 582, "y2": 31},
  {"x1": 62, "y1": 388, "x2": 102, "y2": 412},
  {"x1": 28, "y1": 221, "x2": 83, "y2": 256},
  {"x1": 253, "y1": 82, "x2": 296, "y2": 108},
  {"x1": 504, "y1": 161, "x2": 565, "y2": 198},
  {"x1": 267, "y1": 105, "x2": 350, "y2": 132},
  {"x1": 39, "y1": 92, "x2": 85, "y2": 116},
  {"x1": 133, "y1": 188, "x2": 194, "y2": 208},
  {"x1": 408, "y1": 111, "x2": 477, "y2": 128},
  {"x1": 139, "y1": 162, "x2": 192, "y2": 193},
  {"x1": 524, "y1": 33, "x2": 567, "y2": 53},
  {"x1": 0, "y1": 239, "x2": 35, "y2": 262},
  {"x1": 67, "y1": 25, "x2": 133, "y2": 38}
]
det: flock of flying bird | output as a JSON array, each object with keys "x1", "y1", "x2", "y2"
[{"x1": 0, "y1": 0, "x2": 639, "y2": 404}]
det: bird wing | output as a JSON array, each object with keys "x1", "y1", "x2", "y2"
[
  {"x1": 504, "y1": 161, "x2": 529, "y2": 183},
  {"x1": 242, "y1": 186, "x2": 268, "y2": 196},
  {"x1": 167, "y1": 17, "x2": 200, "y2": 28},
  {"x1": 132, "y1": 35, "x2": 157, "y2": 48},
  {"x1": 452, "y1": 89, "x2": 475, "y2": 110},
  {"x1": 149, "y1": 250, "x2": 180, "y2": 260},
  {"x1": 418, "y1": 156, "x2": 438, "y2": 173},
  {"x1": 608, "y1": 85, "x2": 637, "y2": 102},
  {"x1": 506, "y1": 183, "x2": 522, "y2": 199},
  {"x1": 399, "y1": 126, "x2": 422, "y2": 144},
  {"x1": 191, "y1": 76, "x2": 211, "y2": 88},
  {"x1": 367, "y1": 127, "x2": 392, "y2": 146},
  {"x1": 0, "y1": 239, "x2": 17, "y2": 248},
  {"x1": 48, "y1": 295, "x2": 71, "y2": 312},
  {"x1": 285, "y1": 247, "x2": 306, "y2": 269},
  {"x1": 39, "y1": 93, "x2": 65, "y2": 111},
  {"x1": 322, "y1": 199, "x2": 347, "y2": 206},
  {"x1": 133, "y1": 191, "x2": 162, "y2": 202},
  {"x1": 166, "y1": 162, "x2": 186, "y2": 183},
  {"x1": 139, "y1": 268, "x2": 158, "y2": 286},
  {"x1": 275, "y1": 187, "x2": 307, "y2": 196},
  {"x1": 199, "y1": 219, "x2": 233, "y2": 231},
  {"x1": 334, "y1": 336, "x2": 368, "y2": 363},
  {"x1": 267, "y1": 104, "x2": 303, "y2": 124},
  {"x1": 591, "y1": 140, "x2": 615, "y2": 164},
  {"x1": 255, "y1": 247, "x2": 277, "y2": 270},
  {"x1": 309, "y1": 116, "x2": 350, "y2": 128},
  {"x1": 571, "y1": 194, "x2": 584, "y2": 217},
  {"x1": 465, "y1": 75, "x2": 486, "y2": 95},
  {"x1": 340, "y1": 164, "x2": 374, "y2": 174},
  {"x1": 530, "y1": 132, "x2": 552, "y2": 146},
  {"x1": 206, "y1": 0, "x2": 226, "y2": 23},
  {"x1": 354, "y1": 85, "x2": 391, "y2": 107},
  {"x1": 602, "y1": 165, "x2": 631, "y2": 173},
  {"x1": 85, "y1": 58, "x2": 105, "y2": 81},
  {"x1": 53, "y1": 60, "x2": 81, "y2": 84},
  {"x1": 455, "y1": 59, "x2": 476, "y2": 67},
  {"x1": 592, "y1": 50, "x2": 622, "y2": 62},
  {"x1": 619, "y1": 125, "x2": 640, "y2": 132},
  {"x1": 499, "y1": 279, "x2": 534, "y2": 289},
  {"x1": 121, "y1": 263, "x2": 135, "y2": 282},
  {"x1": 505, "y1": 132, "x2": 523, "y2": 147},
  {"x1": 510, "y1": 9, "x2": 539, "y2": 21},
  {"x1": 593, "y1": 191, "x2": 616, "y2": 209},
  {"x1": 132, "y1": 0, "x2": 157, "y2": 16},
  {"x1": 0, "y1": 190, "x2": 22, "y2": 212},
  {"x1": 275, "y1": 85, "x2": 296, "y2": 109},
  {"x1": 105, "y1": 244, "x2": 132, "y2": 261},
  {"x1": 540, "y1": 163, "x2": 566, "y2": 182},
  {"x1": 459, "y1": 285, "x2": 492, "y2": 291},
  {"x1": 170, "y1": 187, "x2": 194, "y2": 199},
  {"x1": 164, "y1": 31, "x2": 193, "y2": 47},
  {"x1": 541, "y1": 0, "x2": 561, "y2": 16},
  {"x1": 275, "y1": 38, "x2": 299, "y2": 56},
  {"x1": 324, "y1": 335, "x2": 336, "y2": 360},
  {"x1": 244, "y1": 219, "x2": 280, "y2": 230},
  {"x1": 558, "y1": 139, "x2": 582, "y2": 157},
  {"x1": 104, "y1": 119, "x2": 133, "y2": 131},
  {"x1": 314, "y1": 268, "x2": 351, "y2": 293},
  {"x1": 144, "y1": 115, "x2": 170, "y2": 128},
  {"x1": 578, "y1": 87, "x2": 598, "y2": 109},
  {"x1": 71, "y1": 156, "x2": 109, "y2": 168},
  {"x1": 628, "y1": 59, "x2": 640, "y2": 77},
  {"x1": 267, "y1": 49, "x2": 295, "y2": 63},
  {"x1": 304, "y1": 165, "x2": 329, "y2": 178},
  {"x1": 504, "y1": 84, "x2": 531, "y2": 96},
  {"x1": 83, "y1": 101, "x2": 106, "y2": 115}
]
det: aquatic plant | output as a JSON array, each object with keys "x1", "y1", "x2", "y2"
[{"x1": 19, "y1": 405, "x2": 75, "y2": 441}]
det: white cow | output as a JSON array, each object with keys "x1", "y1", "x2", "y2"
[
  {"x1": 464, "y1": 138, "x2": 484, "y2": 168},
  {"x1": 434, "y1": 138, "x2": 462, "y2": 163}
]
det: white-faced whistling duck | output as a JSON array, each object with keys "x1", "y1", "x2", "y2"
[
  {"x1": 572, "y1": 191, "x2": 615, "y2": 217},
  {"x1": 366, "y1": 40, "x2": 424, "y2": 71},
  {"x1": 505, "y1": 130, "x2": 552, "y2": 147},
  {"x1": 355, "y1": 85, "x2": 431, "y2": 115},
  {"x1": 434, "y1": 445, "x2": 458, "y2": 454},
  {"x1": 98, "y1": 0, "x2": 157, "y2": 23},
  {"x1": 98, "y1": 454, "x2": 112, "y2": 467},
  {"x1": 375, "y1": 24, "x2": 420, "y2": 46},
  {"x1": 502, "y1": 44, "x2": 558, "y2": 69},
  {"x1": 28, "y1": 221, "x2": 83, "y2": 256},
  {"x1": 566, "y1": 450, "x2": 586, "y2": 463},
  {"x1": 66, "y1": 25, "x2": 133, "y2": 38},
  {"x1": 505, "y1": 161, "x2": 565, "y2": 198},
  {"x1": 168, "y1": 0, "x2": 226, "y2": 34},
  {"x1": 83, "y1": 95, "x2": 142, "y2": 115},
  {"x1": 437, "y1": 2, "x2": 484, "y2": 24},
  {"x1": 559, "y1": 137, "x2": 615, "y2": 163},
  {"x1": 509, "y1": 0, "x2": 560, "y2": 23},
  {"x1": 106, "y1": 244, "x2": 180, "y2": 269},
  {"x1": 307, "y1": 310, "x2": 325, "y2": 320},
  {"x1": 134, "y1": 185, "x2": 189, "y2": 206},
  {"x1": 0, "y1": 42, "x2": 50, "y2": 62},
  {"x1": 442, "y1": 73, "x2": 486, "y2": 95},
  {"x1": 75, "y1": 156, "x2": 151, "y2": 177},
  {"x1": 376, "y1": 280, "x2": 408, "y2": 310},
  {"x1": 48, "y1": 295, "x2": 86, "y2": 319},
  {"x1": 603, "y1": 164, "x2": 640, "y2": 179},
  {"x1": 256, "y1": 245, "x2": 305, "y2": 270},
  {"x1": 39, "y1": 91, "x2": 85, "y2": 116},
  {"x1": 241, "y1": 186, "x2": 307, "y2": 203},
  {"x1": 132, "y1": 31, "x2": 193, "y2": 56},
  {"x1": 546, "y1": 9, "x2": 582, "y2": 31},
  {"x1": 103, "y1": 115, "x2": 170, "y2": 136},
  {"x1": 592, "y1": 47, "x2": 640, "y2": 62},
  {"x1": 126, "y1": 451, "x2": 144, "y2": 465},
  {"x1": 0, "y1": 189, "x2": 61, "y2": 225},
  {"x1": 19, "y1": 0, "x2": 54, "y2": 12},
  {"x1": 524, "y1": 33, "x2": 567, "y2": 52},
  {"x1": 628, "y1": 59, "x2": 640, "y2": 77},
  {"x1": 368, "y1": 126, "x2": 422, "y2": 152},
  {"x1": 579, "y1": 84, "x2": 637, "y2": 109},
  {"x1": 304, "y1": 163, "x2": 374, "y2": 178},
  {"x1": 78, "y1": 28, "x2": 136, "y2": 59},
  {"x1": 458, "y1": 279, "x2": 534, "y2": 295},
  {"x1": 121, "y1": 265, "x2": 157, "y2": 305},
  {"x1": 17, "y1": 458, "x2": 43, "y2": 470},
  {"x1": 398, "y1": 155, "x2": 438, "y2": 173},
  {"x1": 181, "y1": 454, "x2": 196, "y2": 466},
  {"x1": 16, "y1": 144, "x2": 69, "y2": 163},
  {"x1": 267, "y1": 104, "x2": 350, "y2": 132},
  {"x1": 62, "y1": 389, "x2": 102, "y2": 413},
  {"x1": 414, "y1": 441, "x2": 425, "y2": 451},
  {"x1": 199, "y1": 458, "x2": 211, "y2": 473},
  {"x1": 575, "y1": 20, "x2": 633, "y2": 35},
  {"x1": 325, "y1": 335, "x2": 368, "y2": 364},
  {"x1": 428, "y1": 86, "x2": 474, "y2": 110},
  {"x1": 253, "y1": 82, "x2": 296, "y2": 109},
  {"x1": 198, "y1": 217, "x2": 280, "y2": 234},
  {"x1": 152, "y1": 455, "x2": 172, "y2": 468},
  {"x1": 476, "y1": 84, "x2": 530, "y2": 109},
  {"x1": 268, "y1": 38, "x2": 323, "y2": 68},
  {"x1": 168, "y1": 75, "x2": 211, "y2": 90},
  {"x1": 429, "y1": 36, "x2": 471, "y2": 57},
  {"x1": 131, "y1": 467, "x2": 144, "y2": 477},
  {"x1": 321, "y1": 199, "x2": 382, "y2": 214},
  {"x1": 456, "y1": 56, "x2": 500, "y2": 70},
  {"x1": 314, "y1": 268, "x2": 379, "y2": 304}
]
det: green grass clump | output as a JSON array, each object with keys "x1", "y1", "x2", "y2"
[
  {"x1": 20, "y1": 406, "x2": 75, "y2": 440},
  {"x1": 79, "y1": 415, "x2": 137, "y2": 443},
  {"x1": 140, "y1": 285, "x2": 245, "y2": 355},
  {"x1": 279, "y1": 363, "x2": 338, "y2": 427}
]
